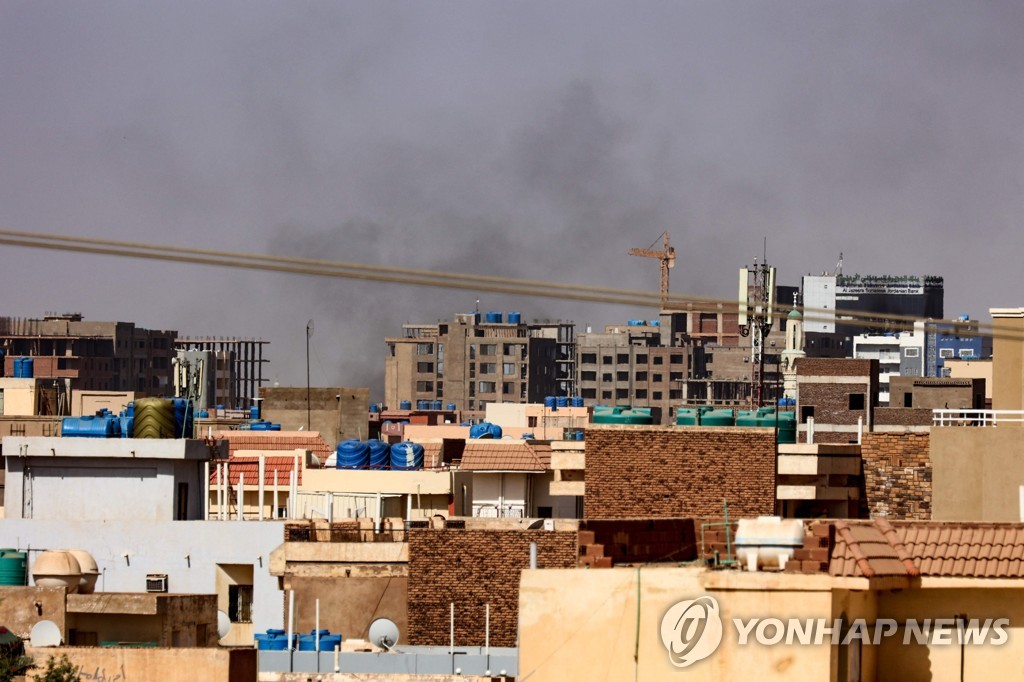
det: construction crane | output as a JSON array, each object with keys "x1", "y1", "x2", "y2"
[{"x1": 629, "y1": 231, "x2": 675, "y2": 307}]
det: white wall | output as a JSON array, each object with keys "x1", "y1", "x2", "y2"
[
  {"x1": 471, "y1": 472, "x2": 529, "y2": 517},
  {"x1": 0, "y1": 519, "x2": 285, "y2": 636}
]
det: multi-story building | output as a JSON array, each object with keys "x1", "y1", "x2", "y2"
[
  {"x1": 933, "y1": 314, "x2": 992, "y2": 377},
  {"x1": 802, "y1": 273, "x2": 944, "y2": 336},
  {"x1": 384, "y1": 312, "x2": 573, "y2": 415},
  {"x1": 0, "y1": 313, "x2": 176, "y2": 396},
  {"x1": 852, "y1": 322, "x2": 928, "y2": 405}
]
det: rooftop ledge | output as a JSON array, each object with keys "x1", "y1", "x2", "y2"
[{"x1": 2, "y1": 436, "x2": 220, "y2": 460}]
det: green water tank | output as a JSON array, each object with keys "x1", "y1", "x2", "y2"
[
  {"x1": 675, "y1": 409, "x2": 700, "y2": 426},
  {"x1": 593, "y1": 406, "x2": 654, "y2": 425},
  {"x1": 701, "y1": 409, "x2": 735, "y2": 427},
  {"x1": 0, "y1": 550, "x2": 28, "y2": 586}
]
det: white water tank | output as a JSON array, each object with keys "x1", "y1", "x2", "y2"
[
  {"x1": 734, "y1": 516, "x2": 805, "y2": 572},
  {"x1": 67, "y1": 549, "x2": 99, "y2": 594},
  {"x1": 32, "y1": 551, "x2": 83, "y2": 593}
]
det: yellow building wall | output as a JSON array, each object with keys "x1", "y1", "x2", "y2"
[
  {"x1": 931, "y1": 426, "x2": 1024, "y2": 521},
  {"x1": 0, "y1": 378, "x2": 38, "y2": 416},
  {"x1": 25, "y1": 646, "x2": 246, "y2": 682},
  {"x1": 991, "y1": 309, "x2": 1024, "y2": 416},
  {"x1": 519, "y1": 567, "x2": 836, "y2": 682}
]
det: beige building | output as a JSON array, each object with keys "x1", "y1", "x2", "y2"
[
  {"x1": 384, "y1": 312, "x2": 574, "y2": 416},
  {"x1": 519, "y1": 519, "x2": 1024, "y2": 682},
  {"x1": 991, "y1": 308, "x2": 1024, "y2": 414}
]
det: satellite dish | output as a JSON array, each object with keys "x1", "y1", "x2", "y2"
[
  {"x1": 368, "y1": 618, "x2": 400, "y2": 650},
  {"x1": 30, "y1": 620, "x2": 62, "y2": 647},
  {"x1": 217, "y1": 610, "x2": 232, "y2": 639}
]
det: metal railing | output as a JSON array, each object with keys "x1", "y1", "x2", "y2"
[{"x1": 932, "y1": 409, "x2": 1024, "y2": 427}]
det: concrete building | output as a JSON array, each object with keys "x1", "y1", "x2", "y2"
[
  {"x1": 852, "y1": 322, "x2": 928, "y2": 404},
  {"x1": 0, "y1": 313, "x2": 177, "y2": 399},
  {"x1": 934, "y1": 314, "x2": 991, "y2": 376},
  {"x1": 796, "y1": 358, "x2": 879, "y2": 444},
  {"x1": 3, "y1": 436, "x2": 217, "y2": 522},
  {"x1": 944, "y1": 358, "x2": 994, "y2": 405},
  {"x1": 888, "y1": 376, "x2": 985, "y2": 410},
  {"x1": 801, "y1": 273, "x2": 944, "y2": 337},
  {"x1": 384, "y1": 312, "x2": 574, "y2": 417},
  {"x1": 259, "y1": 386, "x2": 369, "y2": 446}
]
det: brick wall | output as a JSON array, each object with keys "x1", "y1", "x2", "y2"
[
  {"x1": 874, "y1": 408, "x2": 933, "y2": 426},
  {"x1": 799, "y1": 384, "x2": 871, "y2": 426},
  {"x1": 407, "y1": 528, "x2": 576, "y2": 647},
  {"x1": 861, "y1": 432, "x2": 931, "y2": 520},
  {"x1": 579, "y1": 519, "x2": 697, "y2": 564},
  {"x1": 584, "y1": 426, "x2": 775, "y2": 519},
  {"x1": 796, "y1": 358, "x2": 877, "y2": 377}
]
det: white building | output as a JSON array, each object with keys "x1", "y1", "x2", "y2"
[{"x1": 852, "y1": 322, "x2": 927, "y2": 405}]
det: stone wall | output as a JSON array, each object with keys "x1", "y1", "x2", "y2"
[
  {"x1": 584, "y1": 426, "x2": 775, "y2": 519},
  {"x1": 406, "y1": 528, "x2": 576, "y2": 647},
  {"x1": 861, "y1": 432, "x2": 931, "y2": 520}
]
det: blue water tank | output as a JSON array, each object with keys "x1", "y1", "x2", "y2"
[
  {"x1": 416, "y1": 400, "x2": 429, "y2": 410},
  {"x1": 469, "y1": 422, "x2": 502, "y2": 439},
  {"x1": 11, "y1": 358, "x2": 20, "y2": 378},
  {"x1": 336, "y1": 440, "x2": 370, "y2": 469},
  {"x1": 485, "y1": 311, "x2": 503, "y2": 324},
  {"x1": 556, "y1": 396, "x2": 569, "y2": 408},
  {"x1": 446, "y1": 403, "x2": 457, "y2": 411},
  {"x1": 119, "y1": 413, "x2": 134, "y2": 438},
  {"x1": 198, "y1": 410, "x2": 210, "y2": 418},
  {"x1": 170, "y1": 398, "x2": 194, "y2": 438},
  {"x1": 508, "y1": 311, "x2": 522, "y2": 324},
  {"x1": 369, "y1": 404, "x2": 380, "y2": 414},
  {"x1": 399, "y1": 400, "x2": 412, "y2": 411},
  {"x1": 576, "y1": 430, "x2": 585, "y2": 441},
  {"x1": 62, "y1": 415, "x2": 119, "y2": 438},
  {"x1": 571, "y1": 396, "x2": 584, "y2": 408},
  {"x1": 390, "y1": 442, "x2": 425, "y2": 470},
  {"x1": 628, "y1": 319, "x2": 644, "y2": 326},
  {"x1": 544, "y1": 396, "x2": 557, "y2": 409},
  {"x1": 367, "y1": 439, "x2": 390, "y2": 469},
  {"x1": 649, "y1": 320, "x2": 661, "y2": 326},
  {"x1": 249, "y1": 405, "x2": 259, "y2": 420},
  {"x1": 431, "y1": 400, "x2": 442, "y2": 410},
  {"x1": 522, "y1": 433, "x2": 535, "y2": 440}
]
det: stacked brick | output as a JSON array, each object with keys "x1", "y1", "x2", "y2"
[
  {"x1": 406, "y1": 529, "x2": 577, "y2": 647},
  {"x1": 784, "y1": 522, "x2": 835, "y2": 574},
  {"x1": 577, "y1": 531, "x2": 612, "y2": 568},
  {"x1": 697, "y1": 519, "x2": 739, "y2": 564},
  {"x1": 580, "y1": 519, "x2": 698, "y2": 564},
  {"x1": 861, "y1": 432, "x2": 931, "y2": 520},
  {"x1": 584, "y1": 426, "x2": 775, "y2": 519}
]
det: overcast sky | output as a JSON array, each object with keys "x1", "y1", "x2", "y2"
[{"x1": 1, "y1": 2, "x2": 1021, "y2": 395}]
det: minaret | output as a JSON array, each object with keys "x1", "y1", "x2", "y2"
[{"x1": 781, "y1": 293, "x2": 806, "y2": 399}]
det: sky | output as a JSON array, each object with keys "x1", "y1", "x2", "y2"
[{"x1": 1, "y1": 2, "x2": 1022, "y2": 396}]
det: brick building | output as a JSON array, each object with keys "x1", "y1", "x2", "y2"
[
  {"x1": 583, "y1": 425, "x2": 776, "y2": 519},
  {"x1": 406, "y1": 526, "x2": 577, "y2": 647},
  {"x1": 888, "y1": 376, "x2": 985, "y2": 410},
  {"x1": 795, "y1": 358, "x2": 879, "y2": 444},
  {"x1": 860, "y1": 432, "x2": 931, "y2": 520}
]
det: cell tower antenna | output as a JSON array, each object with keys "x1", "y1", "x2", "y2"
[{"x1": 834, "y1": 252, "x2": 843, "y2": 276}]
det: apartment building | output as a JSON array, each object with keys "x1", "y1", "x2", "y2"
[
  {"x1": 0, "y1": 313, "x2": 176, "y2": 396},
  {"x1": 384, "y1": 311, "x2": 574, "y2": 414}
]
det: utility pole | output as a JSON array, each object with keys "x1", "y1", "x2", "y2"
[
  {"x1": 739, "y1": 246, "x2": 776, "y2": 409},
  {"x1": 629, "y1": 231, "x2": 676, "y2": 307},
  {"x1": 306, "y1": 320, "x2": 314, "y2": 430}
]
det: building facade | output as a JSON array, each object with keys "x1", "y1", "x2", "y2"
[
  {"x1": 384, "y1": 312, "x2": 574, "y2": 415},
  {"x1": 801, "y1": 273, "x2": 944, "y2": 336}
]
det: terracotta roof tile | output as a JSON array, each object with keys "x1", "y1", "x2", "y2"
[
  {"x1": 887, "y1": 521, "x2": 1024, "y2": 579},
  {"x1": 458, "y1": 442, "x2": 546, "y2": 472},
  {"x1": 209, "y1": 455, "x2": 303, "y2": 485}
]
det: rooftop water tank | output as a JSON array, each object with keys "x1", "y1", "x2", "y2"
[
  {"x1": 675, "y1": 409, "x2": 699, "y2": 426},
  {"x1": 0, "y1": 550, "x2": 27, "y2": 586},
  {"x1": 67, "y1": 549, "x2": 99, "y2": 594},
  {"x1": 734, "y1": 516, "x2": 805, "y2": 571},
  {"x1": 485, "y1": 311, "x2": 503, "y2": 324},
  {"x1": 592, "y1": 406, "x2": 653, "y2": 425},
  {"x1": 32, "y1": 550, "x2": 82, "y2": 593},
  {"x1": 446, "y1": 403, "x2": 457, "y2": 411},
  {"x1": 399, "y1": 401, "x2": 412, "y2": 411},
  {"x1": 508, "y1": 311, "x2": 522, "y2": 324},
  {"x1": 470, "y1": 422, "x2": 502, "y2": 439},
  {"x1": 336, "y1": 440, "x2": 370, "y2": 469},
  {"x1": 544, "y1": 396, "x2": 557, "y2": 409},
  {"x1": 62, "y1": 415, "x2": 120, "y2": 438},
  {"x1": 701, "y1": 409, "x2": 735, "y2": 427},
  {"x1": 390, "y1": 442, "x2": 425, "y2": 470},
  {"x1": 556, "y1": 396, "x2": 569, "y2": 408},
  {"x1": 367, "y1": 439, "x2": 390, "y2": 469}
]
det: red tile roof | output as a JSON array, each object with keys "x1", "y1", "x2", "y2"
[
  {"x1": 458, "y1": 442, "x2": 547, "y2": 472},
  {"x1": 209, "y1": 456, "x2": 303, "y2": 485},
  {"x1": 829, "y1": 519, "x2": 1024, "y2": 580}
]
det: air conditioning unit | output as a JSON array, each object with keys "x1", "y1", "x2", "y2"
[{"x1": 146, "y1": 574, "x2": 168, "y2": 593}]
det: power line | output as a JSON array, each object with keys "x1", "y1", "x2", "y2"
[{"x1": 0, "y1": 229, "x2": 1017, "y2": 342}]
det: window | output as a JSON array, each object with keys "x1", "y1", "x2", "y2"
[
  {"x1": 503, "y1": 363, "x2": 516, "y2": 375},
  {"x1": 478, "y1": 381, "x2": 496, "y2": 393},
  {"x1": 582, "y1": 388, "x2": 596, "y2": 399},
  {"x1": 175, "y1": 483, "x2": 189, "y2": 521},
  {"x1": 903, "y1": 348, "x2": 919, "y2": 358},
  {"x1": 469, "y1": 364, "x2": 476, "y2": 378},
  {"x1": 801, "y1": 405, "x2": 815, "y2": 423},
  {"x1": 848, "y1": 393, "x2": 865, "y2": 410},
  {"x1": 617, "y1": 354, "x2": 629, "y2": 364},
  {"x1": 229, "y1": 585, "x2": 253, "y2": 623},
  {"x1": 616, "y1": 371, "x2": 629, "y2": 382},
  {"x1": 502, "y1": 382, "x2": 516, "y2": 395},
  {"x1": 528, "y1": 416, "x2": 538, "y2": 427},
  {"x1": 503, "y1": 344, "x2": 516, "y2": 356},
  {"x1": 601, "y1": 390, "x2": 612, "y2": 400},
  {"x1": 602, "y1": 373, "x2": 613, "y2": 382},
  {"x1": 520, "y1": 365, "x2": 527, "y2": 379},
  {"x1": 669, "y1": 390, "x2": 682, "y2": 400},
  {"x1": 652, "y1": 374, "x2": 663, "y2": 383},
  {"x1": 636, "y1": 372, "x2": 648, "y2": 382},
  {"x1": 615, "y1": 388, "x2": 628, "y2": 400},
  {"x1": 939, "y1": 348, "x2": 955, "y2": 359},
  {"x1": 481, "y1": 363, "x2": 497, "y2": 374},
  {"x1": 469, "y1": 383, "x2": 475, "y2": 396},
  {"x1": 582, "y1": 371, "x2": 597, "y2": 381},
  {"x1": 480, "y1": 344, "x2": 497, "y2": 356},
  {"x1": 653, "y1": 356, "x2": 664, "y2": 365},
  {"x1": 602, "y1": 356, "x2": 613, "y2": 365},
  {"x1": 903, "y1": 393, "x2": 913, "y2": 408},
  {"x1": 959, "y1": 349, "x2": 975, "y2": 358},
  {"x1": 582, "y1": 353, "x2": 597, "y2": 364},
  {"x1": 669, "y1": 372, "x2": 683, "y2": 381},
  {"x1": 437, "y1": 343, "x2": 444, "y2": 360},
  {"x1": 635, "y1": 389, "x2": 647, "y2": 399},
  {"x1": 670, "y1": 354, "x2": 683, "y2": 364},
  {"x1": 636, "y1": 355, "x2": 648, "y2": 364},
  {"x1": 416, "y1": 362, "x2": 434, "y2": 373},
  {"x1": 416, "y1": 381, "x2": 434, "y2": 392},
  {"x1": 653, "y1": 391, "x2": 663, "y2": 400},
  {"x1": 416, "y1": 343, "x2": 433, "y2": 355},
  {"x1": 437, "y1": 362, "x2": 444, "y2": 377}
]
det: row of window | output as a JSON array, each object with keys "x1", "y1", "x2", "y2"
[
  {"x1": 580, "y1": 388, "x2": 681, "y2": 401},
  {"x1": 580, "y1": 371, "x2": 684, "y2": 383},
  {"x1": 580, "y1": 353, "x2": 684, "y2": 366}
]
